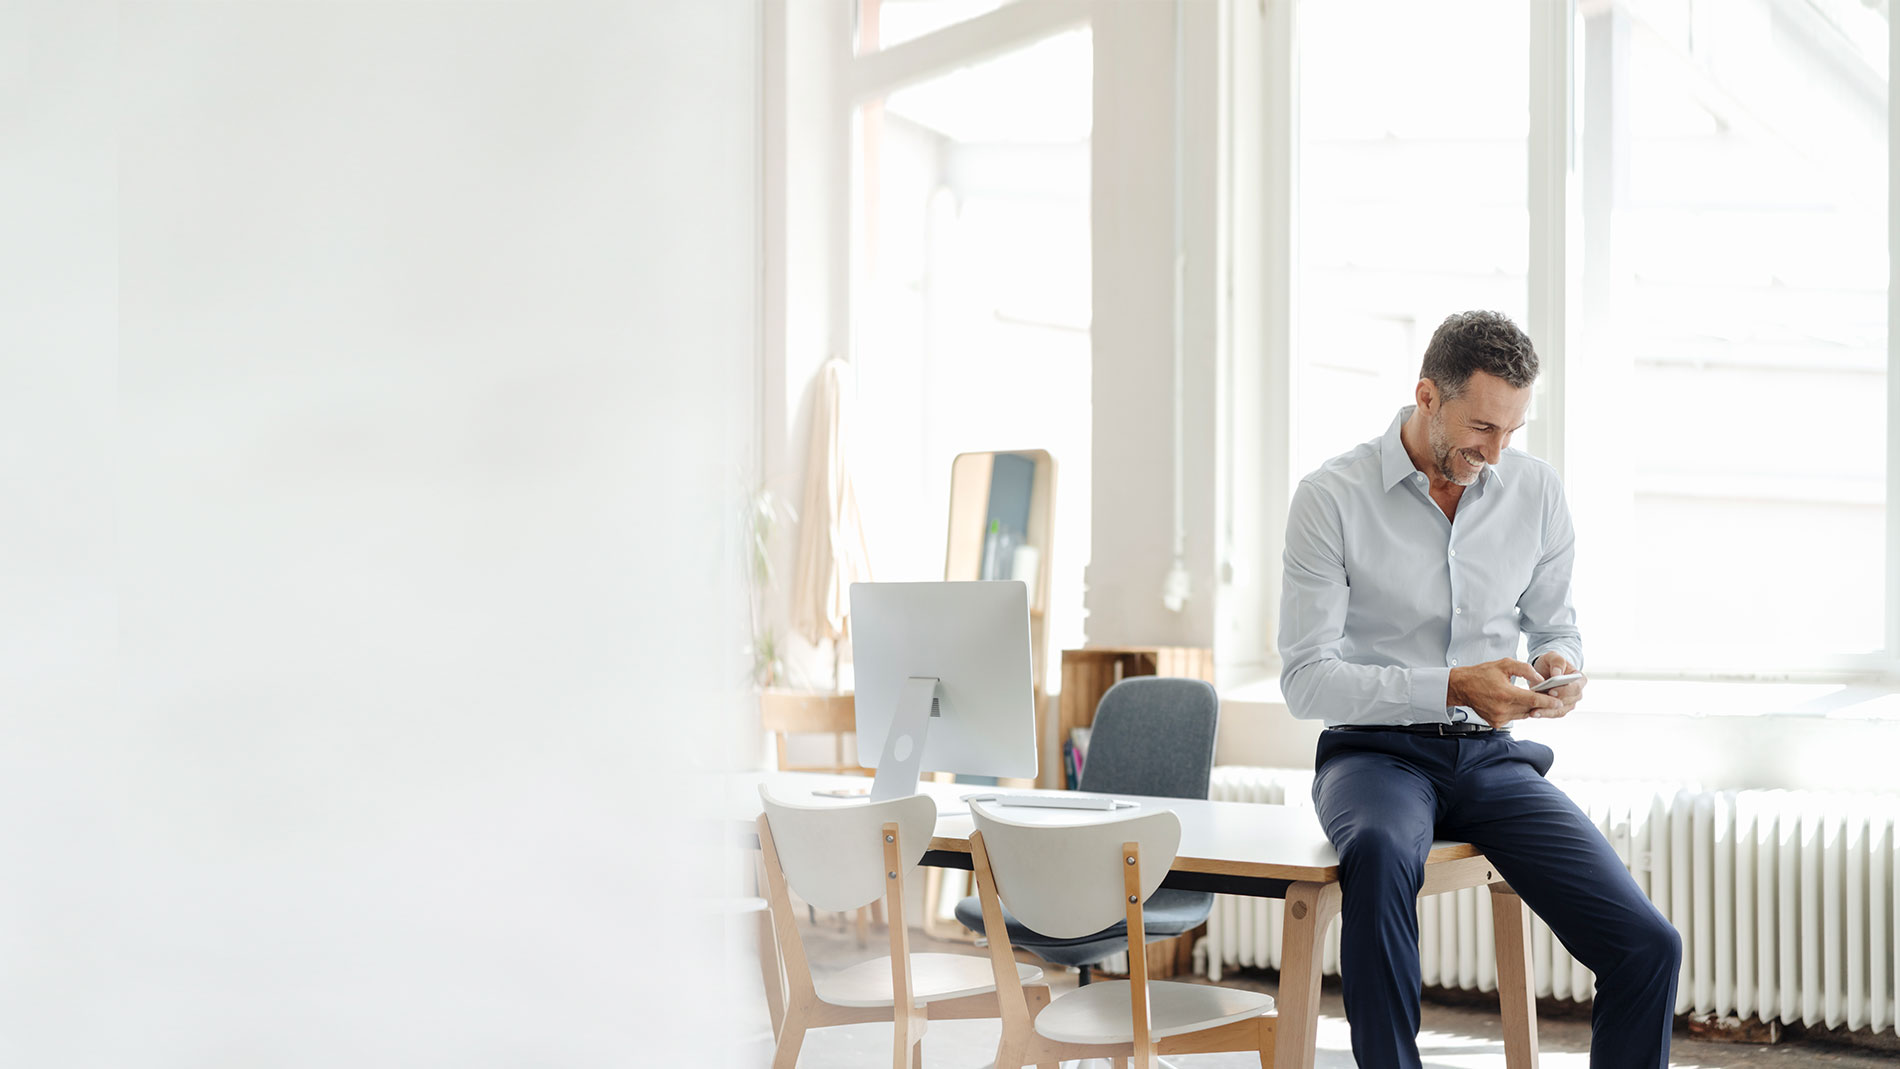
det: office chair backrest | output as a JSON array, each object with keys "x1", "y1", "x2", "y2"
[
  {"x1": 1078, "y1": 676, "x2": 1219, "y2": 799},
  {"x1": 759, "y1": 787, "x2": 936, "y2": 912},
  {"x1": 970, "y1": 802, "x2": 1180, "y2": 939}
]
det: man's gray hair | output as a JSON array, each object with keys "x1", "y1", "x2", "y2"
[{"x1": 1418, "y1": 311, "x2": 1539, "y2": 400}]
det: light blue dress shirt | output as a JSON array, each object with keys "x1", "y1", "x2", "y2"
[{"x1": 1279, "y1": 406, "x2": 1583, "y2": 728}]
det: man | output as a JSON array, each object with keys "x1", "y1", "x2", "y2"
[{"x1": 1279, "y1": 311, "x2": 1680, "y2": 1068}]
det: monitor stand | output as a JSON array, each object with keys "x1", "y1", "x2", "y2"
[{"x1": 869, "y1": 676, "x2": 942, "y2": 802}]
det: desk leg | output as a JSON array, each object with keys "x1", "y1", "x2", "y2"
[
  {"x1": 1489, "y1": 883, "x2": 1539, "y2": 1069},
  {"x1": 1273, "y1": 881, "x2": 1340, "y2": 1069}
]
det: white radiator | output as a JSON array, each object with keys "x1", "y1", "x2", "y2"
[{"x1": 1199, "y1": 766, "x2": 1900, "y2": 1036}]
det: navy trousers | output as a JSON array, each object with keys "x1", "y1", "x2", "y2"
[{"x1": 1312, "y1": 729, "x2": 1680, "y2": 1069}]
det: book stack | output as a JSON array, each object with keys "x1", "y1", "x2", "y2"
[{"x1": 1060, "y1": 726, "x2": 1092, "y2": 790}]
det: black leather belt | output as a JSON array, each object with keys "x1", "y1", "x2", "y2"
[{"x1": 1334, "y1": 722, "x2": 1498, "y2": 737}]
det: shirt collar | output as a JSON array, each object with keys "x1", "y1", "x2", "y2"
[
  {"x1": 1380, "y1": 407, "x2": 1420, "y2": 491},
  {"x1": 1380, "y1": 405, "x2": 1507, "y2": 493}
]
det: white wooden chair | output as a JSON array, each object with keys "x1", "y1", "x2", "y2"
[
  {"x1": 756, "y1": 787, "x2": 1050, "y2": 1068},
  {"x1": 968, "y1": 802, "x2": 1277, "y2": 1069},
  {"x1": 758, "y1": 691, "x2": 885, "y2": 944}
]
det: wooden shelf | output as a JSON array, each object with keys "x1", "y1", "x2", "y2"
[{"x1": 1057, "y1": 647, "x2": 1215, "y2": 760}]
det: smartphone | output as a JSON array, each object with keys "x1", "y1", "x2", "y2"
[{"x1": 1531, "y1": 672, "x2": 1584, "y2": 693}]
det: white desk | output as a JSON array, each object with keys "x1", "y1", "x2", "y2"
[{"x1": 739, "y1": 772, "x2": 1540, "y2": 1069}]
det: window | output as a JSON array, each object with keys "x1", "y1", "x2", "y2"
[
  {"x1": 847, "y1": 10, "x2": 1094, "y2": 665},
  {"x1": 1282, "y1": 0, "x2": 1894, "y2": 679},
  {"x1": 856, "y1": 0, "x2": 1013, "y2": 55},
  {"x1": 1294, "y1": 1, "x2": 1531, "y2": 479},
  {"x1": 1567, "y1": 0, "x2": 1889, "y2": 674}
]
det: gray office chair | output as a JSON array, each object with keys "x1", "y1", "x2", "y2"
[{"x1": 953, "y1": 675, "x2": 1220, "y2": 985}]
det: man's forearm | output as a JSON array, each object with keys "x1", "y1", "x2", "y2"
[{"x1": 1282, "y1": 657, "x2": 1453, "y2": 725}]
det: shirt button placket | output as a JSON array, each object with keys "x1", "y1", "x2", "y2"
[{"x1": 1447, "y1": 540, "x2": 1459, "y2": 672}]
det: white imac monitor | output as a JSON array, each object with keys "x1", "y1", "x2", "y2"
[{"x1": 849, "y1": 581, "x2": 1039, "y2": 801}]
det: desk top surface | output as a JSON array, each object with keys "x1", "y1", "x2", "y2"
[{"x1": 738, "y1": 771, "x2": 1484, "y2": 884}]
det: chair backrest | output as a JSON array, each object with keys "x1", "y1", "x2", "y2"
[
  {"x1": 970, "y1": 802, "x2": 1180, "y2": 938},
  {"x1": 758, "y1": 786, "x2": 936, "y2": 912},
  {"x1": 759, "y1": 690, "x2": 867, "y2": 776},
  {"x1": 1078, "y1": 676, "x2": 1219, "y2": 799}
]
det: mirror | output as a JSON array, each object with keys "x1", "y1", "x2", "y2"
[
  {"x1": 944, "y1": 449, "x2": 1055, "y2": 614},
  {"x1": 919, "y1": 449, "x2": 1059, "y2": 934},
  {"x1": 944, "y1": 449, "x2": 1056, "y2": 786}
]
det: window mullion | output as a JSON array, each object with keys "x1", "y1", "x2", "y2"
[
  {"x1": 1888, "y1": 1, "x2": 1900, "y2": 670},
  {"x1": 1258, "y1": 0, "x2": 1298, "y2": 672},
  {"x1": 1526, "y1": 0, "x2": 1575, "y2": 475}
]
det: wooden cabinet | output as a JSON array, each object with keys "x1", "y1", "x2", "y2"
[{"x1": 1057, "y1": 646, "x2": 1215, "y2": 761}]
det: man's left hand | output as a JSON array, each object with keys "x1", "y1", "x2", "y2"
[{"x1": 1531, "y1": 652, "x2": 1585, "y2": 718}]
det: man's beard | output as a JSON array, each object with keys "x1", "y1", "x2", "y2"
[{"x1": 1429, "y1": 410, "x2": 1485, "y2": 487}]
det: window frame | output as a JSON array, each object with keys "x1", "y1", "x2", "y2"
[{"x1": 1255, "y1": 0, "x2": 1900, "y2": 684}]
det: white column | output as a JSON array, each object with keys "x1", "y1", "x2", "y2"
[{"x1": 1087, "y1": 0, "x2": 1223, "y2": 650}]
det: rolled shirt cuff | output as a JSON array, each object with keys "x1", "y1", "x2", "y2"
[{"x1": 1408, "y1": 667, "x2": 1451, "y2": 722}]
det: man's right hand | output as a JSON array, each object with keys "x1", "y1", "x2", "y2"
[{"x1": 1447, "y1": 658, "x2": 1565, "y2": 729}]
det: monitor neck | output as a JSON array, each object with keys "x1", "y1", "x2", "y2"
[{"x1": 868, "y1": 676, "x2": 942, "y2": 802}]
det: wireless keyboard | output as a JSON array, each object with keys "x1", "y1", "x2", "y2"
[{"x1": 961, "y1": 791, "x2": 1132, "y2": 811}]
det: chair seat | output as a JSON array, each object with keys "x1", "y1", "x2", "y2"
[
  {"x1": 817, "y1": 953, "x2": 1044, "y2": 1009},
  {"x1": 1033, "y1": 979, "x2": 1274, "y2": 1044},
  {"x1": 953, "y1": 888, "x2": 1214, "y2": 967}
]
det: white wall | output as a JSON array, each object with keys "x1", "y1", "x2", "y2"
[
  {"x1": 759, "y1": 0, "x2": 852, "y2": 698},
  {"x1": 1084, "y1": 0, "x2": 1224, "y2": 651},
  {"x1": 3, "y1": 2, "x2": 757, "y2": 1064}
]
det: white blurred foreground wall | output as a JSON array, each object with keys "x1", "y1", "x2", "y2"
[{"x1": 0, "y1": 2, "x2": 757, "y2": 1064}]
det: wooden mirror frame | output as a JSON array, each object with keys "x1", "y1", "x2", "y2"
[{"x1": 942, "y1": 448, "x2": 1056, "y2": 785}]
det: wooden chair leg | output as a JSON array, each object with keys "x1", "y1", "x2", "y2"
[
  {"x1": 753, "y1": 854, "x2": 786, "y2": 1039},
  {"x1": 1273, "y1": 880, "x2": 1340, "y2": 1069},
  {"x1": 1490, "y1": 883, "x2": 1540, "y2": 1069},
  {"x1": 892, "y1": 1007, "x2": 926, "y2": 1069},
  {"x1": 989, "y1": 983, "x2": 1050, "y2": 1069},
  {"x1": 757, "y1": 905, "x2": 784, "y2": 1038},
  {"x1": 1025, "y1": 984, "x2": 1056, "y2": 1069},
  {"x1": 1256, "y1": 1011, "x2": 1275, "y2": 1068},
  {"x1": 892, "y1": 1018, "x2": 918, "y2": 1069},
  {"x1": 771, "y1": 1014, "x2": 806, "y2": 1069}
]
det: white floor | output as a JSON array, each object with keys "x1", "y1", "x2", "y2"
[{"x1": 747, "y1": 1012, "x2": 1569, "y2": 1069}]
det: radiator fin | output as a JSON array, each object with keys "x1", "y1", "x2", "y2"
[{"x1": 1198, "y1": 767, "x2": 1900, "y2": 1037}]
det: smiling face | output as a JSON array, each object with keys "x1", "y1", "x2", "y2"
[{"x1": 1420, "y1": 371, "x2": 1532, "y2": 486}]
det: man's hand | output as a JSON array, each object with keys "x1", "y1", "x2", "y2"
[
  {"x1": 1447, "y1": 658, "x2": 1565, "y2": 730},
  {"x1": 1531, "y1": 652, "x2": 1586, "y2": 719}
]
